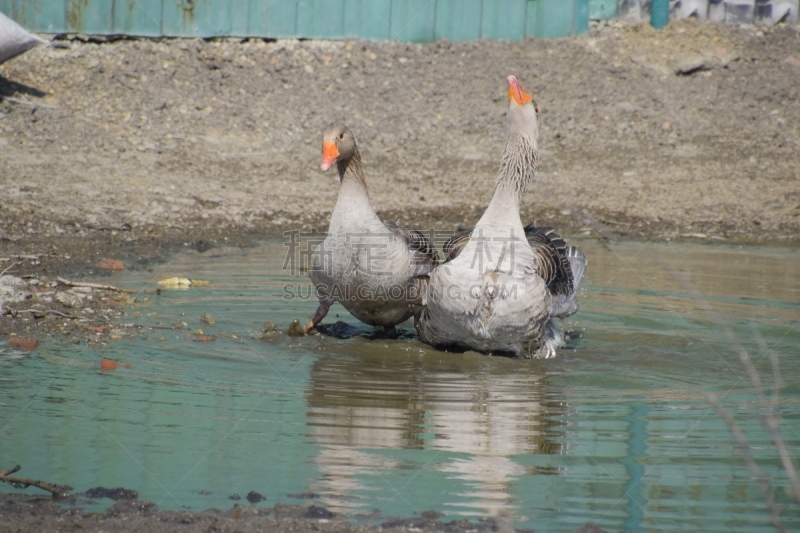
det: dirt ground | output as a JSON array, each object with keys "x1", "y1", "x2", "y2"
[
  {"x1": 1, "y1": 491, "x2": 595, "y2": 533},
  {"x1": 2, "y1": 18, "x2": 799, "y2": 244},
  {"x1": 0, "y1": 17, "x2": 799, "y2": 531}
]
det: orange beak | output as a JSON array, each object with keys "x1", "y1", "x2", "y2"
[
  {"x1": 507, "y1": 75, "x2": 532, "y2": 105},
  {"x1": 320, "y1": 141, "x2": 339, "y2": 171}
]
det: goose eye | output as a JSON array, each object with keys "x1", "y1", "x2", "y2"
[
  {"x1": 534, "y1": 105, "x2": 539, "y2": 114},
  {"x1": 338, "y1": 133, "x2": 344, "y2": 140}
]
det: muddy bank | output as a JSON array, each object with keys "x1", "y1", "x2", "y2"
[{"x1": 0, "y1": 490, "x2": 613, "y2": 533}]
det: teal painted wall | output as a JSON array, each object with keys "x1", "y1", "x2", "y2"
[
  {"x1": 588, "y1": 0, "x2": 617, "y2": 20},
  {"x1": 2, "y1": 0, "x2": 590, "y2": 40}
]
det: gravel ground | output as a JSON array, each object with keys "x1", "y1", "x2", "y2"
[
  {"x1": 1, "y1": 18, "x2": 799, "y2": 246},
  {"x1": 0, "y1": 18, "x2": 799, "y2": 529},
  {"x1": 0, "y1": 490, "x2": 621, "y2": 533},
  {"x1": 3, "y1": 493, "x2": 597, "y2": 533}
]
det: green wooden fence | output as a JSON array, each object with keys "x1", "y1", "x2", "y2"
[{"x1": 0, "y1": 0, "x2": 605, "y2": 40}]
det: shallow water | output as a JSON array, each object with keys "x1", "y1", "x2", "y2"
[{"x1": 2, "y1": 238, "x2": 799, "y2": 532}]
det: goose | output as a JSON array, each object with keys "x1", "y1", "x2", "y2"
[
  {"x1": 417, "y1": 76, "x2": 586, "y2": 358},
  {"x1": 305, "y1": 124, "x2": 438, "y2": 335}
]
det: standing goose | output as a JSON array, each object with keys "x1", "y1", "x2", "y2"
[
  {"x1": 418, "y1": 76, "x2": 586, "y2": 358},
  {"x1": 305, "y1": 124, "x2": 437, "y2": 335}
]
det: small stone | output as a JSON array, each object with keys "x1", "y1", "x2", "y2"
[
  {"x1": 1, "y1": 275, "x2": 31, "y2": 304},
  {"x1": 194, "y1": 329, "x2": 203, "y2": 335},
  {"x1": 9, "y1": 336, "x2": 38, "y2": 351},
  {"x1": 662, "y1": 122, "x2": 671, "y2": 131},
  {"x1": 1, "y1": 275, "x2": 27, "y2": 288},
  {"x1": 287, "y1": 492, "x2": 320, "y2": 499},
  {"x1": 251, "y1": 321, "x2": 281, "y2": 340},
  {"x1": 84, "y1": 487, "x2": 139, "y2": 500},
  {"x1": 106, "y1": 499, "x2": 157, "y2": 516},
  {"x1": 785, "y1": 56, "x2": 800, "y2": 68},
  {"x1": 96, "y1": 258, "x2": 125, "y2": 271},
  {"x1": 718, "y1": 53, "x2": 739, "y2": 68},
  {"x1": 158, "y1": 277, "x2": 192, "y2": 288},
  {"x1": 675, "y1": 55, "x2": 710, "y2": 75},
  {"x1": 229, "y1": 494, "x2": 241, "y2": 501},
  {"x1": 200, "y1": 312, "x2": 215, "y2": 326},
  {"x1": 55, "y1": 291, "x2": 83, "y2": 308},
  {"x1": 246, "y1": 491, "x2": 265, "y2": 504},
  {"x1": 306, "y1": 505, "x2": 334, "y2": 519},
  {"x1": 285, "y1": 319, "x2": 306, "y2": 337}
]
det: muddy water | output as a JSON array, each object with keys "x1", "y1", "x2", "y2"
[{"x1": 2, "y1": 239, "x2": 799, "y2": 532}]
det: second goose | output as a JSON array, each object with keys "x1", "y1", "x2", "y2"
[
  {"x1": 305, "y1": 124, "x2": 438, "y2": 335},
  {"x1": 417, "y1": 76, "x2": 586, "y2": 358}
]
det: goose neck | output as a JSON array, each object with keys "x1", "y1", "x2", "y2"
[{"x1": 494, "y1": 133, "x2": 538, "y2": 203}]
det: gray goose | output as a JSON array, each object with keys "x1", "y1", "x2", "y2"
[
  {"x1": 305, "y1": 124, "x2": 437, "y2": 335},
  {"x1": 417, "y1": 76, "x2": 586, "y2": 358}
]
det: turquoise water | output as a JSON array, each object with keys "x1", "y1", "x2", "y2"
[{"x1": 2, "y1": 239, "x2": 799, "y2": 532}]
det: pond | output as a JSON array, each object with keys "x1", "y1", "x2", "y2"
[{"x1": 2, "y1": 238, "x2": 799, "y2": 532}]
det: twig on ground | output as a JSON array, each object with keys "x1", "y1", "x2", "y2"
[
  {"x1": 57, "y1": 277, "x2": 133, "y2": 293},
  {"x1": 0, "y1": 465, "x2": 71, "y2": 498},
  {"x1": 0, "y1": 262, "x2": 18, "y2": 277},
  {"x1": 14, "y1": 309, "x2": 77, "y2": 319},
  {"x1": 0, "y1": 97, "x2": 58, "y2": 109}
]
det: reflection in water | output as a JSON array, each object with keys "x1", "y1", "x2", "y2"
[{"x1": 306, "y1": 353, "x2": 567, "y2": 517}]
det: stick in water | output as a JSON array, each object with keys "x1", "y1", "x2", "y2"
[{"x1": 0, "y1": 465, "x2": 71, "y2": 498}]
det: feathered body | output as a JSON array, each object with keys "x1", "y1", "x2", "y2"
[
  {"x1": 417, "y1": 76, "x2": 585, "y2": 357},
  {"x1": 307, "y1": 124, "x2": 437, "y2": 332}
]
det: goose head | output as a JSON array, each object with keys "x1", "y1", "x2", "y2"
[
  {"x1": 506, "y1": 75, "x2": 540, "y2": 141},
  {"x1": 320, "y1": 123, "x2": 357, "y2": 172}
]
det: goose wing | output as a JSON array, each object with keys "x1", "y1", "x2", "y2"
[
  {"x1": 442, "y1": 230, "x2": 472, "y2": 263},
  {"x1": 523, "y1": 224, "x2": 587, "y2": 317},
  {"x1": 522, "y1": 224, "x2": 574, "y2": 296},
  {"x1": 384, "y1": 223, "x2": 439, "y2": 276},
  {"x1": 444, "y1": 223, "x2": 585, "y2": 300}
]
